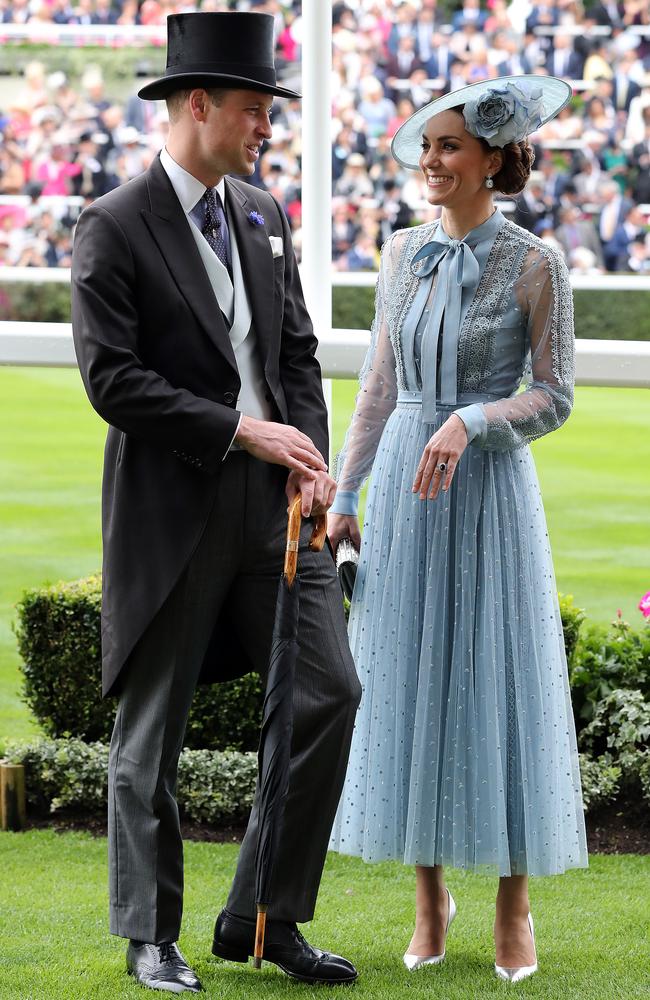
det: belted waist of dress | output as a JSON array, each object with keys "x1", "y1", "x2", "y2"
[{"x1": 397, "y1": 389, "x2": 501, "y2": 410}]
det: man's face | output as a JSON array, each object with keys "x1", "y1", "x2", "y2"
[{"x1": 199, "y1": 89, "x2": 273, "y2": 177}]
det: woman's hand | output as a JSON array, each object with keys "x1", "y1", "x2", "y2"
[
  {"x1": 327, "y1": 513, "x2": 361, "y2": 553},
  {"x1": 413, "y1": 413, "x2": 468, "y2": 501}
]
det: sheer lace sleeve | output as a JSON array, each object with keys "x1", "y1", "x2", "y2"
[
  {"x1": 330, "y1": 232, "x2": 402, "y2": 515},
  {"x1": 455, "y1": 245, "x2": 575, "y2": 452}
]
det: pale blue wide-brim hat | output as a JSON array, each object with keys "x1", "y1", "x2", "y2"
[{"x1": 391, "y1": 75, "x2": 572, "y2": 170}]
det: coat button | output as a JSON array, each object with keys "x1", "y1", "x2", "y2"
[{"x1": 224, "y1": 391, "x2": 235, "y2": 404}]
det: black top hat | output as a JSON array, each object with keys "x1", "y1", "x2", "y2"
[{"x1": 138, "y1": 12, "x2": 301, "y2": 102}]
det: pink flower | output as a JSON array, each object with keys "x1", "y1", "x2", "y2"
[{"x1": 639, "y1": 591, "x2": 650, "y2": 619}]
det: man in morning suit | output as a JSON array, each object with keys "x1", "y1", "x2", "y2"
[{"x1": 71, "y1": 11, "x2": 360, "y2": 994}]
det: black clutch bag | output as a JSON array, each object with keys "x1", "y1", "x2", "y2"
[{"x1": 335, "y1": 537, "x2": 359, "y2": 602}]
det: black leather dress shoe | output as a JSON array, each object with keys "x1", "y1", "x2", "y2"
[
  {"x1": 212, "y1": 908, "x2": 357, "y2": 984},
  {"x1": 126, "y1": 941, "x2": 203, "y2": 993}
]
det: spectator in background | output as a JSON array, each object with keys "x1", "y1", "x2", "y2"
[
  {"x1": 414, "y1": 1, "x2": 441, "y2": 64},
  {"x1": 426, "y1": 30, "x2": 455, "y2": 80},
  {"x1": 69, "y1": 131, "x2": 112, "y2": 199},
  {"x1": 334, "y1": 152, "x2": 374, "y2": 201},
  {"x1": 599, "y1": 180, "x2": 635, "y2": 269},
  {"x1": 357, "y1": 78, "x2": 396, "y2": 141},
  {"x1": 92, "y1": 0, "x2": 116, "y2": 24},
  {"x1": 345, "y1": 230, "x2": 379, "y2": 271},
  {"x1": 540, "y1": 101, "x2": 582, "y2": 140},
  {"x1": 573, "y1": 132, "x2": 608, "y2": 198},
  {"x1": 0, "y1": 144, "x2": 26, "y2": 193},
  {"x1": 546, "y1": 33, "x2": 584, "y2": 80},
  {"x1": 603, "y1": 203, "x2": 647, "y2": 271},
  {"x1": 385, "y1": 34, "x2": 425, "y2": 99},
  {"x1": 33, "y1": 134, "x2": 82, "y2": 195},
  {"x1": 387, "y1": 2, "x2": 419, "y2": 56},
  {"x1": 555, "y1": 204, "x2": 605, "y2": 267},
  {"x1": 583, "y1": 41, "x2": 614, "y2": 82},
  {"x1": 583, "y1": 95, "x2": 616, "y2": 139},
  {"x1": 511, "y1": 172, "x2": 548, "y2": 231},
  {"x1": 452, "y1": 0, "x2": 487, "y2": 31},
  {"x1": 568, "y1": 246, "x2": 604, "y2": 274},
  {"x1": 0, "y1": 0, "x2": 649, "y2": 272},
  {"x1": 107, "y1": 126, "x2": 153, "y2": 184},
  {"x1": 16, "y1": 61, "x2": 48, "y2": 112},
  {"x1": 332, "y1": 197, "x2": 358, "y2": 262},
  {"x1": 628, "y1": 237, "x2": 650, "y2": 273},
  {"x1": 332, "y1": 121, "x2": 368, "y2": 183},
  {"x1": 387, "y1": 96, "x2": 416, "y2": 139},
  {"x1": 630, "y1": 116, "x2": 650, "y2": 202},
  {"x1": 378, "y1": 177, "x2": 412, "y2": 242},
  {"x1": 611, "y1": 50, "x2": 642, "y2": 113}
]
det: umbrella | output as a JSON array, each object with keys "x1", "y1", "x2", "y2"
[{"x1": 253, "y1": 493, "x2": 327, "y2": 969}]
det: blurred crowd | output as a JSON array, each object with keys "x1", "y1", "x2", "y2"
[{"x1": 0, "y1": 0, "x2": 649, "y2": 273}]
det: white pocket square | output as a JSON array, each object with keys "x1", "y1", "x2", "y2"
[{"x1": 269, "y1": 236, "x2": 284, "y2": 258}]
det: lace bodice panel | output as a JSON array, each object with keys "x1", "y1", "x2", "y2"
[
  {"x1": 333, "y1": 219, "x2": 575, "y2": 506},
  {"x1": 455, "y1": 229, "x2": 575, "y2": 451}
]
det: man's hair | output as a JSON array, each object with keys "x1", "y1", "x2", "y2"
[{"x1": 165, "y1": 87, "x2": 228, "y2": 124}]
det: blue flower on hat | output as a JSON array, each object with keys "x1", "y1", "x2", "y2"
[
  {"x1": 248, "y1": 210, "x2": 265, "y2": 226},
  {"x1": 463, "y1": 81, "x2": 545, "y2": 148}
]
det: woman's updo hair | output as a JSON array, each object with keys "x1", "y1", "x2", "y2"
[
  {"x1": 486, "y1": 138, "x2": 535, "y2": 195},
  {"x1": 451, "y1": 106, "x2": 535, "y2": 195}
]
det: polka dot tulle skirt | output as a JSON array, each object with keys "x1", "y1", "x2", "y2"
[{"x1": 330, "y1": 402, "x2": 588, "y2": 876}]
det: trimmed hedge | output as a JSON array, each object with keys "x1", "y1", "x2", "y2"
[
  {"x1": 332, "y1": 285, "x2": 650, "y2": 342},
  {"x1": 0, "y1": 282, "x2": 648, "y2": 341},
  {"x1": 3, "y1": 734, "x2": 645, "y2": 821},
  {"x1": 14, "y1": 576, "x2": 264, "y2": 751},
  {"x1": 2, "y1": 737, "x2": 256, "y2": 824},
  {"x1": 15, "y1": 575, "x2": 585, "y2": 750},
  {"x1": 14, "y1": 575, "x2": 650, "y2": 820}
]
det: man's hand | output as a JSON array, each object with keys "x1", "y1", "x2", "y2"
[
  {"x1": 327, "y1": 513, "x2": 361, "y2": 552},
  {"x1": 235, "y1": 415, "x2": 327, "y2": 476},
  {"x1": 286, "y1": 468, "x2": 337, "y2": 517}
]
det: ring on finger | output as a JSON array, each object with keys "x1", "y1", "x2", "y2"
[{"x1": 436, "y1": 461, "x2": 447, "y2": 474}]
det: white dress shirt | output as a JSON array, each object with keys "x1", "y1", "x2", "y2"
[{"x1": 159, "y1": 146, "x2": 275, "y2": 454}]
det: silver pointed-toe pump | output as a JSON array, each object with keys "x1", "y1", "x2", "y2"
[
  {"x1": 403, "y1": 889, "x2": 457, "y2": 971},
  {"x1": 494, "y1": 912, "x2": 538, "y2": 983}
]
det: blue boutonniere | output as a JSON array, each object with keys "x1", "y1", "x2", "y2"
[{"x1": 248, "y1": 210, "x2": 265, "y2": 226}]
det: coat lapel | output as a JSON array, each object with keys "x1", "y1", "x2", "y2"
[
  {"x1": 225, "y1": 178, "x2": 275, "y2": 370},
  {"x1": 141, "y1": 156, "x2": 239, "y2": 377}
]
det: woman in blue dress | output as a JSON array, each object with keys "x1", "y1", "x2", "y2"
[{"x1": 328, "y1": 77, "x2": 588, "y2": 983}]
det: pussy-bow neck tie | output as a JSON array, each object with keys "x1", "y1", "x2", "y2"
[{"x1": 410, "y1": 231, "x2": 481, "y2": 422}]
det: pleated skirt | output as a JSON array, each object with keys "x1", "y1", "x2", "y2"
[{"x1": 330, "y1": 394, "x2": 588, "y2": 876}]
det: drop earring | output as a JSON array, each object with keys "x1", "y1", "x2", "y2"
[{"x1": 485, "y1": 175, "x2": 494, "y2": 189}]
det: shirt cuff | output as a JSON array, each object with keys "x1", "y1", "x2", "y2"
[
  {"x1": 453, "y1": 403, "x2": 487, "y2": 445},
  {"x1": 330, "y1": 489, "x2": 359, "y2": 516},
  {"x1": 222, "y1": 411, "x2": 243, "y2": 460}
]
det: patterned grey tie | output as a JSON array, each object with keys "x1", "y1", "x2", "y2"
[{"x1": 202, "y1": 187, "x2": 231, "y2": 275}]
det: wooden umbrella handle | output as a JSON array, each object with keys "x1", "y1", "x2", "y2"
[{"x1": 284, "y1": 494, "x2": 327, "y2": 586}]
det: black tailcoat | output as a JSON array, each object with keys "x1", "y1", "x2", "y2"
[{"x1": 71, "y1": 155, "x2": 328, "y2": 696}]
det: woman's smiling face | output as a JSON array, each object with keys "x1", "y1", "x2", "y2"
[{"x1": 418, "y1": 109, "x2": 501, "y2": 209}]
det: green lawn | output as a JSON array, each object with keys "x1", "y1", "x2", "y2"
[
  {"x1": 1, "y1": 368, "x2": 649, "y2": 742},
  {"x1": 0, "y1": 832, "x2": 648, "y2": 1000}
]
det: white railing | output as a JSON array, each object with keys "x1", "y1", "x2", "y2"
[
  {"x1": 0, "y1": 23, "x2": 166, "y2": 44},
  {"x1": 3, "y1": 266, "x2": 650, "y2": 293},
  {"x1": 2, "y1": 321, "x2": 649, "y2": 388},
  {"x1": 332, "y1": 272, "x2": 650, "y2": 290}
]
